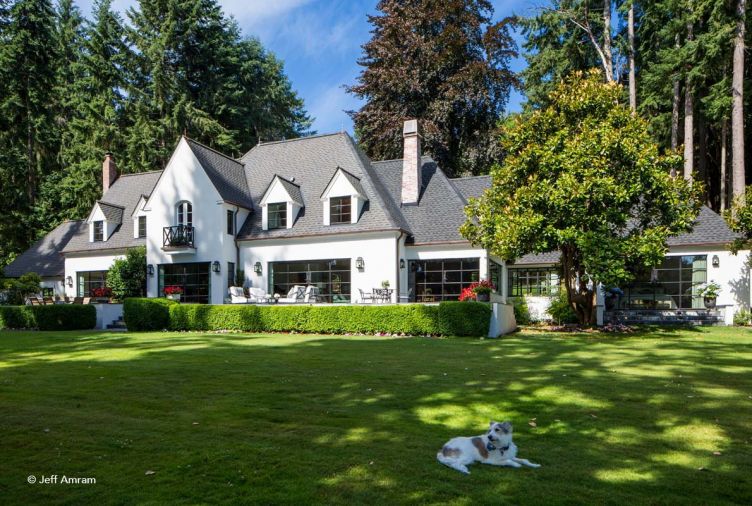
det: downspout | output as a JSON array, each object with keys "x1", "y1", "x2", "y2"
[{"x1": 396, "y1": 230, "x2": 405, "y2": 303}]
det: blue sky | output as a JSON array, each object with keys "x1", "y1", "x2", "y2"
[{"x1": 75, "y1": 0, "x2": 531, "y2": 134}]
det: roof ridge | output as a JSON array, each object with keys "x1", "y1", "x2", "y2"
[
  {"x1": 96, "y1": 200, "x2": 126, "y2": 210},
  {"x1": 451, "y1": 174, "x2": 491, "y2": 181},
  {"x1": 274, "y1": 174, "x2": 301, "y2": 187},
  {"x1": 118, "y1": 169, "x2": 164, "y2": 177},
  {"x1": 241, "y1": 132, "x2": 347, "y2": 160},
  {"x1": 372, "y1": 155, "x2": 434, "y2": 164},
  {"x1": 186, "y1": 137, "x2": 245, "y2": 168}
]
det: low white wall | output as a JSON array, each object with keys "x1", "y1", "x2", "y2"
[
  {"x1": 488, "y1": 302, "x2": 516, "y2": 337},
  {"x1": 94, "y1": 303, "x2": 123, "y2": 330}
]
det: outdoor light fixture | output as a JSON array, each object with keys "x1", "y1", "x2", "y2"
[
  {"x1": 356, "y1": 257, "x2": 364, "y2": 270},
  {"x1": 712, "y1": 255, "x2": 720, "y2": 268},
  {"x1": 254, "y1": 261, "x2": 262, "y2": 274},
  {"x1": 147, "y1": 264, "x2": 155, "y2": 276},
  {"x1": 400, "y1": 259, "x2": 405, "y2": 269},
  {"x1": 66, "y1": 276, "x2": 73, "y2": 287},
  {"x1": 212, "y1": 261, "x2": 221, "y2": 273}
]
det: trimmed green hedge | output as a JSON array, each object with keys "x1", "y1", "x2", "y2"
[
  {"x1": 123, "y1": 298, "x2": 177, "y2": 331},
  {"x1": 0, "y1": 305, "x2": 96, "y2": 330},
  {"x1": 124, "y1": 298, "x2": 492, "y2": 336}
]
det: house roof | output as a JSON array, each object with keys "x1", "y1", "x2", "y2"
[
  {"x1": 237, "y1": 133, "x2": 406, "y2": 239},
  {"x1": 667, "y1": 206, "x2": 739, "y2": 246},
  {"x1": 261, "y1": 175, "x2": 304, "y2": 206},
  {"x1": 450, "y1": 175, "x2": 491, "y2": 202},
  {"x1": 3, "y1": 220, "x2": 83, "y2": 278},
  {"x1": 95, "y1": 201, "x2": 125, "y2": 224},
  {"x1": 371, "y1": 157, "x2": 472, "y2": 244},
  {"x1": 321, "y1": 167, "x2": 367, "y2": 199},
  {"x1": 62, "y1": 171, "x2": 163, "y2": 253},
  {"x1": 185, "y1": 138, "x2": 253, "y2": 209}
]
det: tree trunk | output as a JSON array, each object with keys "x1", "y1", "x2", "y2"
[
  {"x1": 683, "y1": 23, "x2": 694, "y2": 181},
  {"x1": 628, "y1": 1, "x2": 636, "y2": 112},
  {"x1": 671, "y1": 34, "x2": 681, "y2": 155},
  {"x1": 698, "y1": 113, "x2": 709, "y2": 204},
  {"x1": 603, "y1": 0, "x2": 614, "y2": 82},
  {"x1": 721, "y1": 120, "x2": 728, "y2": 210},
  {"x1": 732, "y1": 0, "x2": 746, "y2": 204}
]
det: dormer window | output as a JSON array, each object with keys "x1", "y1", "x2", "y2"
[
  {"x1": 177, "y1": 201, "x2": 193, "y2": 227},
  {"x1": 93, "y1": 221, "x2": 104, "y2": 242},
  {"x1": 268, "y1": 203, "x2": 287, "y2": 229},
  {"x1": 330, "y1": 196, "x2": 351, "y2": 224}
]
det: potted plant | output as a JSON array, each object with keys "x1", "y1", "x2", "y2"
[
  {"x1": 164, "y1": 285, "x2": 184, "y2": 302},
  {"x1": 91, "y1": 286, "x2": 112, "y2": 303},
  {"x1": 381, "y1": 280, "x2": 390, "y2": 289},
  {"x1": 459, "y1": 280, "x2": 495, "y2": 302},
  {"x1": 698, "y1": 281, "x2": 721, "y2": 309}
]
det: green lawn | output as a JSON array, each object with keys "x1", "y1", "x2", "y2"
[{"x1": 1, "y1": 328, "x2": 751, "y2": 505}]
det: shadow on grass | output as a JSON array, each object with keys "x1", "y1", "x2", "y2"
[{"x1": 0, "y1": 329, "x2": 751, "y2": 504}]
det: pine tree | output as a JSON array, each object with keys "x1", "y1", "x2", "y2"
[{"x1": 347, "y1": 0, "x2": 517, "y2": 176}]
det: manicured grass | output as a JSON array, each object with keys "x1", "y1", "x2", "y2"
[{"x1": 1, "y1": 327, "x2": 751, "y2": 504}]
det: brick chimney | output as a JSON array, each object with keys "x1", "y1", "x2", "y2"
[
  {"x1": 401, "y1": 119, "x2": 422, "y2": 205},
  {"x1": 102, "y1": 152, "x2": 118, "y2": 194}
]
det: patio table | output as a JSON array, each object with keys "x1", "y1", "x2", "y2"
[{"x1": 372, "y1": 288, "x2": 394, "y2": 303}]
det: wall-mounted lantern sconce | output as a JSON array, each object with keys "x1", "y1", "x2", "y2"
[
  {"x1": 66, "y1": 276, "x2": 73, "y2": 287},
  {"x1": 356, "y1": 257, "x2": 365, "y2": 271},
  {"x1": 712, "y1": 255, "x2": 720, "y2": 268},
  {"x1": 212, "y1": 261, "x2": 221, "y2": 273},
  {"x1": 147, "y1": 264, "x2": 155, "y2": 276},
  {"x1": 399, "y1": 259, "x2": 405, "y2": 269},
  {"x1": 253, "y1": 261, "x2": 262, "y2": 274}
]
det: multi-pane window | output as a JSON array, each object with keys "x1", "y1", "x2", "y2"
[
  {"x1": 158, "y1": 262, "x2": 210, "y2": 304},
  {"x1": 269, "y1": 259, "x2": 351, "y2": 303},
  {"x1": 508, "y1": 269, "x2": 560, "y2": 297},
  {"x1": 226, "y1": 210, "x2": 234, "y2": 235},
  {"x1": 329, "y1": 196, "x2": 351, "y2": 224},
  {"x1": 77, "y1": 271, "x2": 107, "y2": 297},
  {"x1": 138, "y1": 216, "x2": 146, "y2": 238},
  {"x1": 177, "y1": 201, "x2": 193, "y2": 227},
  {"x1": 409, "y1": 258, "x2": 480, "y2": 302},
  {"x1": 619, "y1": 255, "x2": 707, "y2": 309},
  {"x1": 268, "y1": 203, "x2": 287, "y2": 229},
  {"x1": 93, "y1": 221, "x2": 104, "y2": 242},
  {"x1": 227, "y1": 262, "x2": 235, "y2": 289}
]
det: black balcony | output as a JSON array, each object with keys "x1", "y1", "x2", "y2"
[{"x1": 163, "y1": 225, "x2": 195, "y2": 249}]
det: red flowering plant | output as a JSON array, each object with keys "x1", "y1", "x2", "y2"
[
  {"x1": 91, "y1": 286, "x2": 112, "y2": 298},
  {"x1": 458, "y1": 280, "x2": 495, "y2": 301},
  {"x1": 164, "y1": 285, "x2": 184, "y2": 295}
]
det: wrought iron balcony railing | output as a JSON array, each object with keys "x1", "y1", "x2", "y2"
[{"x1": 163, "y1": 225, "x2": 195, "y2": 248}]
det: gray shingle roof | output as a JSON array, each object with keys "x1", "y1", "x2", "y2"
[
  {"x1": 667, "y1": 206, "x2": 739, "y2": 246},
  {"x1": 513, "y1": 251, "x2": 562, "y2": 265},
  {"x1": 371, "y1": 157, "x2": 470, "y2": 244},
  {"x1": 238, "y1": 133, "x2": 405, "y2": 239},
  {"x1": 96, "y1": 201, "x2": 124, "y2": 224},
  {"x1": 262, "y1": 175, "x2": 303, "y2": 205},
  {"x1": 186, "y1": 138, "x2": 253, "y2": 209},
  {"x1": 3, "y1": 220, "x2": 83, "y2": 278},
  {"x1": 451, "y1": 175, "x2": 491, "y2": 202},
  {"x1": 321, "y1": 167, "x2": 367, "y2": 198},
  {"x1": 62, "y1": 171, "x2": 162, "y2": 253}
]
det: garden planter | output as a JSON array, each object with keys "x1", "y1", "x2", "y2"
[
  {"x1": 704, "y1": 297, "x2": 717, "y2": 309},
  {"x1": 476, "y1": 293, "x2": 490, "y2": 302}
]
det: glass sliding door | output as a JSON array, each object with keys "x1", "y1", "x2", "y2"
[
  {"x1": 269, "y1": 259, "x2": 351, "y2": 302},
  {"x1": 618, "y1": 255, "x2": 707, "y2": 309},
  {"x1": 408, "y1": 258, "x2": 480, "y2": 302},
  {"x1": 158, "y1": 262, "x2": 211, "y2": 304},
  {"x1": 77, "y1": 271, "x2": 108, "y2": 297}
]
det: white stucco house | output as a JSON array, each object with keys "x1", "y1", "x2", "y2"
[{"x1": 3, "y1": 120, "x2": 749, "y2": 325}]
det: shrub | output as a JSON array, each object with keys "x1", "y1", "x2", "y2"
[
  {"x1": 0, "y1": 305, "x2": 95, "y2": 330},
  {"x1": 123, "y1": 298, "x2": 176, "y2": 331},
  {"x1": 2, "y1": 272, "x2": 41, "y2": 305},
  {"x1": 734, "y1": 308, "x2": 752, "y2": 326},
  {"x1": 107, "y1": 246, "x2": 146, "y2": 299},
  {"x1": 510, "y1": 297, "x2": 531, "y2": 325},
  {"x1": 438, "y1": 301, "x2": 491, "y2": 336},
  {"x1": 547, "y1": 291, "x2": 579, "y2": 324},
  {"x1": 164, "y1": 302, "x2": 491, "y2": 336}
]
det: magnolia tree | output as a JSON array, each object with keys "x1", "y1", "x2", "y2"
[{"x1": 461, "y1": 71, "x2": 701, "y2": 324}]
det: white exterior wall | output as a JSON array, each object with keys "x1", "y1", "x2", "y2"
[
  {"x1": 143, "y1": 138, "x2": 244, "y2": 304},
  {"x1": 239, "y1": 232, "x2": 400, "y2": 303},
  {"x1": 64, "y1": 252, "x2": 125, "y2": 297},
  {"x1": 399, "y1": 243, "x2": 489, "y2": 299},
  {"x1": 40, "y1": 278, "x2": 65, "y2": 297}
]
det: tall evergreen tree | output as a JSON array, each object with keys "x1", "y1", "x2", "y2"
[{"x1": 347, "y1": 0, "x2": 517, "y2": 176}]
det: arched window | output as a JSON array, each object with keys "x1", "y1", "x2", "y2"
[{"x1": 176, "y1": 201, "x2": 193, "y2": 227}]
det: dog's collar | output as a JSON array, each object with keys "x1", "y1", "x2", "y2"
[{"x1": 486, "y1": 439, "x2": 510, "y2": 453}]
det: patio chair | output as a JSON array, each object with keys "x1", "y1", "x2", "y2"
[
  {"x1": 229, "y1": 286, "x2": 249, "y2": 304},
  {"x1": 277, "y1": 285, "x2": 305, "y2": 303},
  {"x1": 358, "y1": 289, "x2": 374, "y2": 304},
  {"x1": 247, "y1": 287, "x2": 269, "y2": 303},
  {"x1": 82, "y1": 297, "x2": 91, "y2": 305},
  {"x1": 72, "y1": 297, "x2": 83, "y2": 305},
  {"x1": 43, "y1": 297, "x2": 54, "y2": 305},
  {"x1": 398, "y1": 288, "x2": 413, "y2": 303},
  {"x1": 29, "y1": 297, "x2": 42, "y2": 306},
  {"x1": 304, "y1": 286, "x2": 320, "y2": 303}
]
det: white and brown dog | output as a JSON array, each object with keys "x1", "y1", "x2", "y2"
[{"x1": 436, "y1": 421, "x2": 540, "y2": 474}]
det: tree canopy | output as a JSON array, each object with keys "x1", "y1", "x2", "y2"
[{"x1": 461, "y1": 72, "x2": 701, "y2": 323}]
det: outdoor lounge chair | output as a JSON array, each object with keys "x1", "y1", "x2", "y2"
[
  {"x1": 229, "y1": 286, "x2": 249, "y2": 304},
  {"x1": 277, "y1": 285, "x2": 305, "y2": 303},
  {"x1": 247, "y1": 287, "x2": 269, "y2": 303},
  {"x1": 358, "y1": 288, "x2": 374, "y2": 304},
  {"x1": 304, "y1": 286, "x2": 320, "y2": 303},
  {"x1": 82, "y1": 297, "x2": 91, "y2": 305}
]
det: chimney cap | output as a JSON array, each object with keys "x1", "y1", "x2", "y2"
[
  {"x1": 403, "y1": 119, "x2": 418, "y2": 136},
  {"x1": 104, "y1": 151, "x2": 114, "y2": 157}
]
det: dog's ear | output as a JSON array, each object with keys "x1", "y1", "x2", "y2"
[{"x1": 489, "y1": 420, "x2": 495, "y2": 428}]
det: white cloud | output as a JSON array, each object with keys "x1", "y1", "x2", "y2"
[{"x1": 307, "y1": 82, "x2": 362, "y2": 134}]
